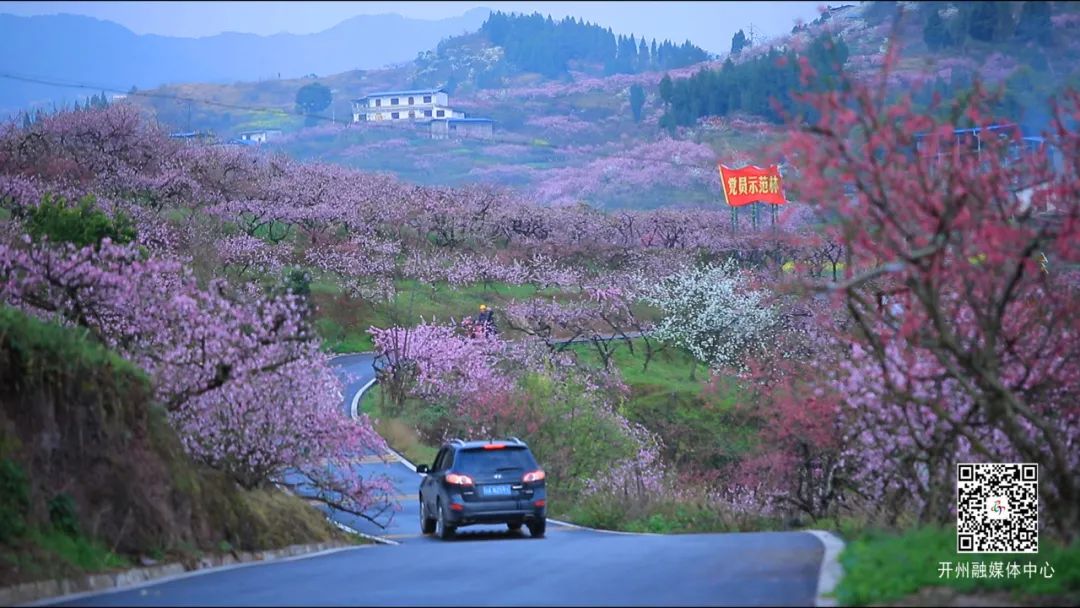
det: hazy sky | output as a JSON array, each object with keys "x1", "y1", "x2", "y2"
[{"x1": 0, "y1": 1, "x2": 827, "y2": 54}]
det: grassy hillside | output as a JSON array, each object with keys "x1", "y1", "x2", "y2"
[{"x1": 0, "y1": 306, "x2": 348, "y2": 587}]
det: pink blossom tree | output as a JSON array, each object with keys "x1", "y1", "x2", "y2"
[
  {"x1": 780, "y1": 48, "x2": 1080, "y2": 534},
  {"x1": 0, "y1": 236, "x2": 397, "y2": 525}
]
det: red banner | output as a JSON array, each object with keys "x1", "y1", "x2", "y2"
[{"x1": 718, "y1": 164, "x2": 787, "y2": 207}]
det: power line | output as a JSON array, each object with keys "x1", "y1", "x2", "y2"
[{"x1": 0, "y1": 69, "x2": 752, "y2": 173}]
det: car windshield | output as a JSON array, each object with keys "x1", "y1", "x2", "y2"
[{"x1": 455, "y1": 447, "x2": 536, "y2": 474}]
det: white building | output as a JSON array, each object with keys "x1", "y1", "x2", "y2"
[
  {"x1": 236, "y1": 129, "x2": 282, "y2": 144},
  {"x1": 430, "y1": 118, "x2": 494, "y2": 140},
  {"x1": 351, "y1": 88, "x2": 464, "y2": 123}
]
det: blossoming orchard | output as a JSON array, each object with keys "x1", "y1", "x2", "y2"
[{"x1": 0, "y1": 40, "x2": 1076, "y2": 542}]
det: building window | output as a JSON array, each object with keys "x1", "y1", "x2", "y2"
[
  {"x1": 390, "y1": 97, "x2": 399, "y2": 105},
  {"x1": 424, "y1": 110, "x2": 432, "y2": 117},
  {"x1": 423, "y1": 95, "x2": 432, "y2": 103},
  {"x1": 409, "y1": 111, "x2": 415, "y2": 119},
  {"x1": 436, "y1": 110, "x2": 445, "y2": 117},
  {"x1": 391, "y1": 112, "x2": 400, "y2": 119},
  {"x1": 450, "y1": 124, "x2": 458, "y2": 131},
  {"x1": 374, "y1": 99, "x2": 381, "y2": 107},
  {"x1": 408, "y1": 97, "x2": 414, "y2": 105}
]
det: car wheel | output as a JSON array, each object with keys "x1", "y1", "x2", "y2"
[
  {"x1": 527, "y1": 518, "x2": 546, "y2": 538},
  {"x1": 420, "y1": 500, "x2": 436, "y2": 535},
  {"x1": 507, "y1": 522, "x2": 523, "y2": 532},
  {"x1": 436, "y1": 500, "x2": 455, "y2": 540}
]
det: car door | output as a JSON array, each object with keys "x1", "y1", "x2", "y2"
[{"x1": 421, "y1": 448, "x2": 448, "y2": 512}]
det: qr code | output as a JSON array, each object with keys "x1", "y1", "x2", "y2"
[{"x1": 956, "y1": 463, "x2": 1038, "y2": 553}]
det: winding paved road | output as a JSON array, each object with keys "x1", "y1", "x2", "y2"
[{"x1": 45, "y1": 353, "x2": 836, "y2": 607}]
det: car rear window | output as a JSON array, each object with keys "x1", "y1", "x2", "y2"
[{"x1": 456, "y1": 447, "x2": 537, "y2": 474}]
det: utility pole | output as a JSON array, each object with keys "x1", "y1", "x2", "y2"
[{"x1": 186, "y1": 99, "x2": 193, "y2": 132}]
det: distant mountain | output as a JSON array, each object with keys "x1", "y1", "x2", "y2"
[{"x1": 0, "y1": 8, "x2": 491, "y2": 114}]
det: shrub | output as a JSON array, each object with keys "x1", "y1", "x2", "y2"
[
  {"x1": 0, "y1": 458, "x2": 29, "y2": 543},
  {"x1": 47, "y1": 493, "x2": 80, "y2": 538},
  {"x1": 26, "y1": 194, "x2": 136, "y2": 249}
]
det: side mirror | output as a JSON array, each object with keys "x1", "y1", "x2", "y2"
[{"x1": 416, "y1": 464, "x2": 429, "y2": 474}]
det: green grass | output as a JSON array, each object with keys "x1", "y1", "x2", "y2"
[
  {"x1": 315, "y1": 317, "x2": 375, "y2": 353},
  {"x1": 570, "y1": 340, "x2": 755, "y2": 471},
  {"x1": 312, "y1": 277, "x2": 570, "y2": 355},
  {"x1": 360, "y1": 385, "x2": 439, "y2": 467},
  {"x1": 0, "y1": 305, "x2": 150, "y2": 388},
  {"x1": 30, "y1": 526, "x2": 130, "y2": 571},
  {"x1": 834, "y1": 525, "x2": 1080, "y2": 606},
  {"x1": 0, "y1": 526, "x2": 131, "y2": 583},
  {"x1": 569, "y1": 340, "x2": 707, "y2": 395}
]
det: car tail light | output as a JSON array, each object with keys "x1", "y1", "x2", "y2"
[
  {"x1": 534, "y1": 499, "x2": 546, "y2": 507},
  {"x1": 446, "y1": 473, "x2": 474, "y2": 486},
  {"x1": 483, "y1": 443, "x2": 506, "y2": 450},
  {"x1": 450, "y1": 503, "x2": 464, "y2": 511},
  {"x1": 523, "y1": 470, "x2": 545, "y2": 483}
]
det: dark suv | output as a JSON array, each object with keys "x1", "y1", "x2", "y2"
[{"x1": 417, "y1": 437, "x2": 547, "y2": 540}]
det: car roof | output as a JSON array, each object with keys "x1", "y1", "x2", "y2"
[{"x1": 445, "y1": 438, "x2": 528, "y2": 450}]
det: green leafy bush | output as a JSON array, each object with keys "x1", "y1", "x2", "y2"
[
  {"x1": 0, "y1": 458, "x2": 29, "y2": 543},
  {"x1": 26, "y1": 194, "x2": 136, "y2": 248},
  {"x1": 47, "y1": 493, "x2": 80, "y2": 538}
]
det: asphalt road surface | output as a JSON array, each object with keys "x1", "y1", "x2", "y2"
[{"x1": 46, "y1": 352, "x2": 830, "y2": 607}]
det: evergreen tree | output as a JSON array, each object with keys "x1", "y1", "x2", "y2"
[
  {"x1": 1015, "y1": 1, "x2": 1052, "y2": 45},
  {"x1": 731, "y1": 29, "x2": 749, "y2": 55},
  {"x1": 479, "y1": 11, "x2": 708, "y2": 77},
  {"x1": 629, "y1": 84, "x2": 646, "y2": 122},
  {"x1": 295, "y1": 82, "x2": 332, "y2": 115},
  {"x1": 863, "y1": 0, "x2": 900, "y2": 26},
  {"x1": 923, "y1": 8, "x2": 953, "y2": 50},
  {"x1": 968, "y1": 1, "x2": 1003, "y2": 42},
  {"x1": 659, "y1": 73, "x2": 673, "y2": 107},
  {"x1": 659, "y1": 33, "x2": 848, "y2": 127}
]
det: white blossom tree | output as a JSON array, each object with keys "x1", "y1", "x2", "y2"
[{"x1": 641, "y1": 260, "x2": 780, "y2": 372}]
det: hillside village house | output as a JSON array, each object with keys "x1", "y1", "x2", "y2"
[
  {"x1": 351, "y1": 88, "x2": 464, "y2": 122},
  {"x1": 430, "y1": 118, "x2": 493, "y2": 140},
  {"x1": 237, "y1": 129, "x2": 282, "y2": 144},
  {"x1": 351, "y1": 87, "x2": 493, "y2": 139}
]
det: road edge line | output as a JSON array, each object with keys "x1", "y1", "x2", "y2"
[
  {"x1": 14, "y1": 543, "x2": 369, "y2": 607},
  {"x1": 275, "y1": 483, "x2": 400, "y2": 547},
  {"x1": 806, "y1": 529, "x2": 845, "y2": 607},
  {"x1": 350, "y1": 377, "x2": 377, "y2": 419},
  {"x1": 328, "y1": 518, "x2": 400, "y2": 546}
]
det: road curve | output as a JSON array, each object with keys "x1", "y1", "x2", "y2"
[{"x1": 45, "y1": 352, "x2": 831, "y2": 607}]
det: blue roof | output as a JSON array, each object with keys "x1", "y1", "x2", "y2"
[
  {"x1": 169, "y1": 131, "x2": 201, "y2": 138},
  {"x1": 353, "y1": 88, "x2": 446, "y2": 101},
  {"x1": 915, "y1": 124, "x2": 1018, "y2": 138}
]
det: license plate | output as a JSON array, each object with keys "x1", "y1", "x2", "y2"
[{"x1": 482, "y1": 484, "x2": 512, "y2": 497}]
